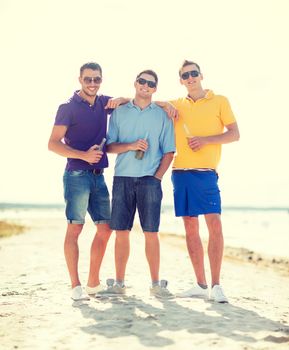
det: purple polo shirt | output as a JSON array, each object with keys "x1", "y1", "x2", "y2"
[{"x1": 54, "y1": 91, "x2": 112, "y2": 171}]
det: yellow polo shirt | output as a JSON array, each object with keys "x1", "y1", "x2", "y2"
[{"x1": 171, "y1": 90, "x2": 236, "y2": 169}]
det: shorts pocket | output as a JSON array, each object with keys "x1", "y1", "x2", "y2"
[
  {"x1": 67, "y1": 170, "x2": 86, "y2": 177},
  {"x1": 205, "y1": 189, "x2": 220, "y2": 206}
]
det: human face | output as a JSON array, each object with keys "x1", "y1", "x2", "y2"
[
  {"x1": 180, "y1": 64, "x2": 203, "y2": 91},
  {"x1": 79, "y1": 68, "x2": 102, "y2": 98},
  {"x1": 134, "y1": 73, "x2": 157, "y2": 99}
]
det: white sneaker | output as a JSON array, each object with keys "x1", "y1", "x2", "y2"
[
  {"x1": 86, "y1": 284, "x2": 105, "y2": 296},
  {"x1": 176, "y1": 284, "x2": 209, "y2": 298},
  {"x1": 71, "y1": 285, "x2": 90, "y2": 301},
  {"x1": 210, "y1": 285, "x2": 228, "y2": 303}
]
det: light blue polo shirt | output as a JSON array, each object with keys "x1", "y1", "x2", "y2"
[{"x1": 107, "y1": 101, "x2": 175, "y2": 177}]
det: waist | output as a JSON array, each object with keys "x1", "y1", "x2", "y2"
[
  {"x1": 66, "y1": 168, "x2": 103, "y2": 175},
  {"x1": 173, "y1": 168, "x2": 215, "y2": 172}
]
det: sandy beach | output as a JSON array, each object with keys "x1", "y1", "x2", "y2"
[{"x1": 1, "y1": 218, "x2": 289, "y2": 350}]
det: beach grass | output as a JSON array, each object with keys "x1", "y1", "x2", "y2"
[{"x1": 0, "y1": 220, "x2": 26, "y2": 238}]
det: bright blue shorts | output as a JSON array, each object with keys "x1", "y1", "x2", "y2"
[
  {"x1": 110, "y1": 176, "x2": 163, "y2": 232},
  {"x1": 63, "y1": 170, "x2": 110, "y2": 224},
  {"x1": 171, "y1": 170, "x2": 221, "y2": 217}
]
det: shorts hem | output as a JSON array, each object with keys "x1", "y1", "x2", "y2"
[
  {"x1": 66, "y1": 220, "x2": 85, "y2": 224},
  {"x1": 175, "y1": 210, "x2": 221, "y2": 217},
  {"x1": 110, "y1": 226, "x2": 132, "y2": 231},
  {"x1": 94, "y1": 220, "x2": 110, "y2": 225}
]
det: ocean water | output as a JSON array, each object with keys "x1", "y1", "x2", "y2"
[
  {"x1": 159, "y1": 206, "x2": 289, "y2": 259},
  {"x1": 0, "y1": 203, "x2": 288, "y2": 259}
]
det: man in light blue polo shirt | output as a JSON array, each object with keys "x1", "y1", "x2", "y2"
[{"x1": 105, "y1": 69, "x2": 175, "y2": 299}]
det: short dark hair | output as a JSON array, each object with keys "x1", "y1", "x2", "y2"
[
  {"x1": 80, "y1": 62, "x2": 102, "y2": 76},
  {"x1": 179, "y1": 60, "x2": 201, "y2": 77},
  {"x1": 136, "y1": 69, "x2": 158, "y2": 85}
]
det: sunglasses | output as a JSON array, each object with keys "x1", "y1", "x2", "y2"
[
  {"x1": 83, "y1": 76, "x2": 102, "y2": 84},
  {"x1": 181, "y1": 70, "x2": 200, "y2": 80},
  {"x1": 137, "y1": 77, "x2": 157, "y2": 88}
]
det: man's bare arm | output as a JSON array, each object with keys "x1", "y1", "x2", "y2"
[
  {"x1": 154, "y1": 152, "x2": 174, "y2": 180},
  {"x1": 188, "y1": 122, "x2": 240, "y2": 152},
  {"x1": 48, "y1": 125, "x2": 103, "y2": 164},
  {"x1": 106, "y1": 139, "x2": 148, "y2": 154},
  {"x1": 154, "y1": 101, "x2": 178, "y2": 119}
]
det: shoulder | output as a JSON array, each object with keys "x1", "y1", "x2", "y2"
[
  {"x1": 209, "y1": 92, "x2": 230, "y2": 105},
  {"x1": 96, "y1": 94, "x2": 112, "y2": 106},
  {"x1": 110, "y1": 102, "x2": 130, "y2": 120},
  {"x1": 56, "y1": 97, "x2": 74, "y2": 114},
  {"x1": 113, "y1": 102, "x2": 130, "y2": 114},
  {"x1": 170, "y1": 97, "x2": 188, "y2": 108}
]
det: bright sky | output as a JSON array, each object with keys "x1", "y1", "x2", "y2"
[{"x1": 0, "y1": 0, "x2": 288, "y2": 207}]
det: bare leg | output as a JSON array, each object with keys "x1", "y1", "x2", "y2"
[
  {"x1": 64, "y1": 223, "x2": 83, "y2": 288},
  {"x1": 115, "y1": 230, "x2": 130, "y2": 281},
  {"x1": 87, "y1": 223, "x2": 112, "y2": 287},
  {"x1": 144, "y1": 232, "x2": 160, "y2": 282},
  {"x1": 183, "y1": 216, "x2": 207, "y2": 285},
  {"x1": 205, "y1": 214, "x2": 224, "y2": 286}
]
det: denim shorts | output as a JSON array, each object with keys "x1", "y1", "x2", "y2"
[
  {"x1": 110, "y1": 176, "x2": 163, "y2": 232},
  {"x1": 171, "y1": 170, "x2": 221, "y2": 217},
  {"x1": 63, "y1": 170, "x2": 110, "y2": 224}
]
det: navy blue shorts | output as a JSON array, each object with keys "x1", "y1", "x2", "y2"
[
  {"x1": 171, "y1": 170, "x2": 221, "y2": 217},
  {"x1": 110, "y1": 176, "x2": 163, "y2": 232}
]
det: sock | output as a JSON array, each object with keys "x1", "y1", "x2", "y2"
[
  {"x1": 198, "y1": 283, "x2": 208, "y2": 289},
  {"x1": 116, "y1": 279, "x2": 124, "y2": 287},
  {"x1": 152, "y1": 280, "x2": 159, "y2": 288}
]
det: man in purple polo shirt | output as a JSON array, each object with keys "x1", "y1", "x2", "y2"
[{"x1": 48, "y1": 62, "x2": 129, "y2": 301}]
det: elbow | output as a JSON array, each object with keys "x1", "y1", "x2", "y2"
[
  {"x1": 235, "y1": 130, "x2": 240, "y2": 142},
  {"x1": 167, "y1": 152, "x2": 175, "y2": 162},
  {"x1": 106, "y1": 145, "x2": 112, "y2": 153},
  {"x1": 48, "y1": 139, "x2": 55, "y2": 152}
]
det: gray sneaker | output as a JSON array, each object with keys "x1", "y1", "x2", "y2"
[
  {"x1": 98, "y1": 278, "x2": 126, "y2": 295},
  {"x1": 150, "y1": 280, "x2": 175, "y2": 299}
]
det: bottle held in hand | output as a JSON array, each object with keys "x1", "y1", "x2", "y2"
[
  {"x1": 89, "y1": 138, "x2": 106, "y2": 165},
  {"x1": 98, "y1": 137, "x2": 106, "y2": 151},
  {"x1": 135, "y1": 150, "x2": 145, "y2": 160},
  {"x1": 135, "y1": 132, "x2": 148, "y2": 160}
]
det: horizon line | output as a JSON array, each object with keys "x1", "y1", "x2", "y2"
[{"x1": 0, "y1": 202, "x2": 288, "y2": 212}]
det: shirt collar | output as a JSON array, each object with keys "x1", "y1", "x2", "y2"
[
  {"x1": 127, "y1": 100, "x2": 157, "y2": 110},
  {"x1": 73, "y1": 90, "x2": 99, "y2": 105},
  {"x1": 186, "y1": 89, "x2": 214, "y2": 102}
]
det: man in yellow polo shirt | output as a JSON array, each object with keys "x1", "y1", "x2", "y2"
[{"x1": 170, "y1": 60, "x2": 240, "y2": 303}]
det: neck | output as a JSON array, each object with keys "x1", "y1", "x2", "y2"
[
  {"x1": 133, "y1": 96, "x2": 152, "y2": 110},
  {"x1": 188, "y1": 88, "x2": 207, "y2": 102},
  {"x1": 78, "y1": 90, "x2": 96, "y2": 106}
]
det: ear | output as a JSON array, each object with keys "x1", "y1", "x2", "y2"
[
  {"x1": 78, "y1": 76, "x2": 82, "y2": 84},
  {"x1": 134, "y1": 81, "x2": 137, "y2": 89},
  {"x1": 200, "y1": 73, "x2": 204, "y2": 81},
  {"x1": 179, "y1": 78, "x2": 184, "y2": 85}
]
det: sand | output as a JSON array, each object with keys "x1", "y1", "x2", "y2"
[{"x1": 0, "y1": 218, "x2": 289, "y2": 350}]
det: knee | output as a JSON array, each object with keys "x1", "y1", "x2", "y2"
[
  {"x1": 115, "y1": 231, "x2": 129, "y2": 243},
  {"x1": 97, "y1": 227, "x2": 112, "y2": 243},
  {"x1": 183, "y1": 219, "x2": 199, "y2": 237},
  {"x1": 144, "y1": 232, "x2": 159, "y2": 242},
  {"x1": 66, "y1": 224, "x2": 83, "y2": 236},
  {"x1": 207, "y1": 217, "x2": 222, "y2": 235}
]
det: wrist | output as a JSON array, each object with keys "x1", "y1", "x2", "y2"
[{"x1": 154, "y1": 174, "x2": 162, "y2": 181}]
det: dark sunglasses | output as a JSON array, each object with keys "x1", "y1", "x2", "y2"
[
  {"x1": 83, "y1": 76, "x2": 102, "y2": 84},
  {"x1": 181, "y1": 70, "x2": 200, "y2": 80},
  {"x1": 137, "y1": 77, "x2": 157, "y2": 88}
]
